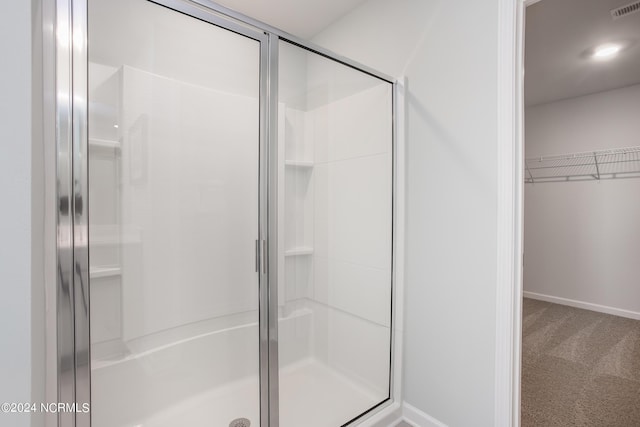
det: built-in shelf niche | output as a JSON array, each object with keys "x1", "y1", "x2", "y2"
[
  {"x1": 90, "y1": 266, "x2": 122, "y2": 279},
  {"x1": 89, "y1": 138, "x2": 121, "y2": 152},
  {"x1": 285, "y1": 160, "x2": 314, "y2": 168},
  {"x1": 280, "y1": 105, "x2": 315, "y2": 307}
]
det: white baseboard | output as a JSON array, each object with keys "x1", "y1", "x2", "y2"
[
  {"x1": 524, "y1": 291, "x2": 640, "y2": 321},
  {"x1": 402, "y1": 403, "x2": 448, "y2": 427},
  {"x1": 358, "y1": 401, "x2": 402, "y2": 427}
]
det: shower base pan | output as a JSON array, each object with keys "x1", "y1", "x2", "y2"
[{"x1": 138, "y1": 358, "x2": 380, "y2": 427}]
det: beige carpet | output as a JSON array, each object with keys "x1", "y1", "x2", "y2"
[{"x1": 522, "y1": 298, "x2": 640, "y2": 426}]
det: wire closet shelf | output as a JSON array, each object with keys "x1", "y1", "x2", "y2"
[{"x1": 525, "y1": 146, "x2": 640, "y2": 183}]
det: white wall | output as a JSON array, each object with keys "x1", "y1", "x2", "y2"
[
  {"x1": 0, "y1": 2, "x2": 32, "y2": 423},
  {"x1": 90, "y1": 0, "x2": 259, "y2": 98},
  {"x1": 524, "y1": 84, "x2": 640, "y2": 316},
  {"x1": 314, "y1": 0, "x2": 500, "y2": 425},
  {"x1": 118, "y1": 66, "x2": 260, "y2": 341},
  {"x1": 0, "y1": 1, "x2": 45, "y2": 426}
]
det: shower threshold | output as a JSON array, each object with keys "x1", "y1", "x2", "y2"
[{"x1": 138, "y1": 358, "x2": 380, "y2": 427}]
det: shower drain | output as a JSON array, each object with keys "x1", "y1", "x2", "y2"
[{"x1": 229, "y1": 418, "x2": 251, "y2": 427}]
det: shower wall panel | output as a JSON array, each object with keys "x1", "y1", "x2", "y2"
[
  {"x1": 310, "y1": 83, "x2": 392, "y2": 396},
  {"x1": 119, "y1": 65, "x2": 259, "y2": 340}
]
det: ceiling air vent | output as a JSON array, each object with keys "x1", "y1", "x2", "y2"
[{"x1": 610, "y1": 1, "x2": 640, "y2": 19}]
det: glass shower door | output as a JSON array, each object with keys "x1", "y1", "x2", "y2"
[
  {"x1": 87, "y1": 1, "x2": 264, "y2": 426},
  {"x1": 277, "y1": 41, "x2": 394, "y2": 426}
]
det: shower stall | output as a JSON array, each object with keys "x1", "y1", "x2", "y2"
[{"x1": 55, "y1": 0, "x2": 398, "y2": 426}]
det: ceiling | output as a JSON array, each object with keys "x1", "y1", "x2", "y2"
[
  {"x1": 212, "y1": 0, "x2": 370, "y2": 39},
  {"x1": 525, "y1": 0, "x2": 640, "y2": 106}
]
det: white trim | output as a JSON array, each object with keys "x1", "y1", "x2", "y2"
[
  {"x1": 392, "y1": 76, "x2": 407, "y2": 404},
  {"x1": 402, "y1": 403, "x2": 448, "y2": 427},
  {"x1": 357, "y1": 402, "x2": 402, "y2": 427},
  {"x1": 523, "y1": 292, "x2": 640, "y2": 321},
  {"x1": 514, "y1": 2, "x2": 526, "y2": 426},
  {"x1": 42, "y1": 0, "x2": 59, "y2": 425},
  {"x1": 496, "y1": 0, "x2": 524, "y2": 427}
]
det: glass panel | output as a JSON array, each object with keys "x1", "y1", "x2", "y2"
[
  {"x1": 277, "y1": 41, "x2": 394, "y2": 426},
  {"x1": 88, "y1": 1, "x2": 261, "y2": 426}
]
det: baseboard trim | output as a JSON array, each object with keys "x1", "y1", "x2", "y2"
[
  {"x1": 402, "y1": 403, "x2": 448, "y2": 427},
  {"x1": 523, "y1": 291, "x2": 640, "y2": 321},
  {"x1": 358, "y1": 401, "x2": 402, "y2": 427}
]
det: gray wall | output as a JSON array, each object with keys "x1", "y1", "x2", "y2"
[
  {"x1": 0, "y1": 1, "x2": 45, "y2": 426},
  {"x1": 0, "y1": 0, "x2": 34, "y2": 425},
  {"x1": 314, "y1": 0, "x2": 500, "y2": 425}
]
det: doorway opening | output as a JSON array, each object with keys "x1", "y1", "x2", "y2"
[{"x1": 521, "y1": 0, "x2": 640, "y2": 425}]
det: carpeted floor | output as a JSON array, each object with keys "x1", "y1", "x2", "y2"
[{"x1": 522, "y1": 298, "x2": 640, "y2": 426}]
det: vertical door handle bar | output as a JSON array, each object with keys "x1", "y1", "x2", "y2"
[{"x1": 256, "y1": 239, "x2": 267, "y2": 274}]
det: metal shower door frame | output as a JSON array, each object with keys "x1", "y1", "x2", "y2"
[
  {"x1": 56, "y1": 0, "x2": 271, "y2": 425},
  {"x1": 54, "y1": 0, "x2": 398, "y2": 426}
]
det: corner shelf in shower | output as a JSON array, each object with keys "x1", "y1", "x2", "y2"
[
  {"x1": 89, "y1": 138, "x2": 121, "y2": 152},
  {"x1": 90, "y1": 266, "x2": 121, "y2": 279},
  {"x1": 284, "y1": 246, "x2": 314, "y2": 257},
  {"x1": 285, "y1": 160, "x2": 314, "y2": 168}
]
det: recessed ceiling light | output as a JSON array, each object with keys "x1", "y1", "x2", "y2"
[{"x1": 592, "y1": 44, "x2": 622, "y2": 60}]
